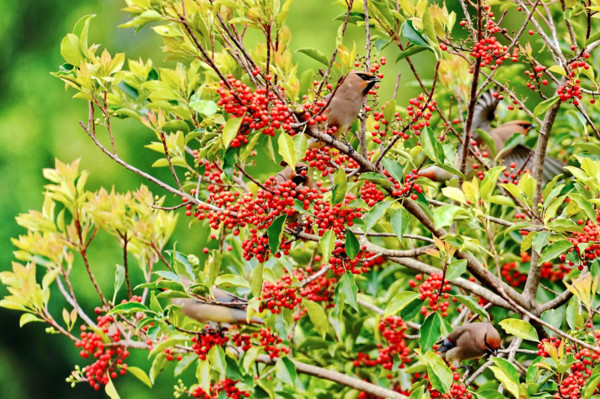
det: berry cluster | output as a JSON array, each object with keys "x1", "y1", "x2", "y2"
[
  {"x1": 406, "y1": 94, "x2": 437, "y2": 137},
  {"x1": 409, "y1": 273, "x2": 454, "y2": 317},
  {"x1": 232, "y1": 329, "x2": 289, "y2": 359},
  {"x1": 354, "y1": 316, "x2": 411, "y2": 371},
  {"x1": 216, "y1": 74, "x2": 294, "y2": 147},
  {"x1": 361, "y1": 181, "x2": 386, "y2": 206},
  {"x1": 191, "y1": 327, "x2": 229, "y2": 361},
  {"x1": 259, "y1": 266, "x2": 336, "y2": 316},
  {"x1": 565, "y1": 214, "x2": 600, "y2": 269},
  {"x1": 557, "y1": 55, "x2": 590, "y2": 105},
  {"x1": 524, "y1": 65, "x2": 549, "y2": 92},
  {"x1": 328, "y1": 242, "x2": 384, "y2": 275},
  {"x1": 537, "y1": 336, "x2": 600, "y2": 399},
  {"x1": 429, "y1": 374, "x2": 472, "y2": 398},
  {"x1": 75, "y1": 312, "x2": 130, "y2": 390},
  {"x1": 302, "y1": 195, "x2": 364, "y2": 239},
  {"x1": 388, "y1": 169, "x2": 424, "y2": 199},
  {"x1": 190, "y1": 379, "x2": 250, "y2": 399},
  {"x1": 303, "y1": 146, "x2": 360, "y2": 177}
]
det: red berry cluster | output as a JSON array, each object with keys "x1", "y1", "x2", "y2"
[
  {"x1": 354, "y1": 316, "x2": 411, "y2": 371},
  {"x1": 407, "y1": 94, "x2": 437, "y2": 137},
  {"x1": 232, "y1": 329, "x2": 289, "y2": 359},
  {"x1": 303, "y1": 146, "x2": 360, "y2": 177},
  {"x1": 302, "y1": 195, "x2": 364, "y2": 238},
  {"x1": 409, "y1": 273, "x2": 454, "y2": 317},
  {"x1": 500, "y1": 261, "x2": 527, "y2": 287},
  {"x1": 565, "y1": 215, "x2": 600, "y2": 269},
  {"x1": 190, "y1": 379, "x2": 250, "y2": 399},
  {"x1": 387, "y1": 169, "x2": 424, "y2": 199},
  {"x1": 361, "y1": 181, "x2": 386, "y2": 206},
  {"x1": 429, "y1": 374, "x2": 472, "y2": 398},
  {"x1": 500, "y1": 161, "x2": 528, "y2": 184},
  {"x1": 75, "y1": 313, "x2": 130, "y2": 390},
  {"x1": 524, "y1": 65, "x2": 549, "y2": 91},
  {"x1": 557, "y1": 55, "x2": 590, "y2": 105},
  {"x1": 191, "y1": 327, "x2": 229, "y2": 361},
  {"x1": 537, "y1": 337, "x2": 600, "y2": 399},
  {"x1": 216, "y1": 74, "x2": 294, "y2": 147},
  {"x1": 370, "y1": 104, "x2": 403, "y2": 143},
  {"x1": 328, "y1": 242, "x2": 384, "y2": 275},
  {"x1": 260, "y1": 266, "x2": 337, "y2": 316}
]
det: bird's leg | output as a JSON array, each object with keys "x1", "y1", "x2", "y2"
[{"x1": 458, "y1": 364, "x2": 474, "y2": 375}]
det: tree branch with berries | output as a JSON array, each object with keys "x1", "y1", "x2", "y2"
[{"x1": 5, "y1": 0, "x2": 600, "y2": 398}]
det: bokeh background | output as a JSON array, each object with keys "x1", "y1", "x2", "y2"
[{"x1": 0, "y1": 1, "x2": 430, "y2": 397}]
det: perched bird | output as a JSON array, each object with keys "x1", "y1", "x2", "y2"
[
  {"x1": 419, "y1": 91, "x2": 565, "y2": 182},
  {"x1": 170, "y1": 286, "x2": 263, "y2": 326},
  {"x1": 273, "y1": 163, "x2": 314, "y2": 225},
  {"x1": 307, "y1": 71, "x2": 380, "y2": 148},
  {"x1": 438, "y1": 322, "x2": 501, "y2": 365}
]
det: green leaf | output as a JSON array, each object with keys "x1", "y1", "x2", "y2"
[
  {"x1": 345, "y1": 230, "x2": 360, "y2": 260},
  {"x1": 475, "y1": 390, "x2": 506, "y2": 399},
  {"x1": 566, "y1": 295, "x2": 584, "y2": 330},
  {"x1": 337, "y1": 272, "x2": 358, "y2": 310},
  {"x1": 293, "y1": 134, "x2": 308, "y2": 163},
  {"x1": 331, "y1": 168, "x2": 347, "y2": 205},
  {"x1": 583, "y1": 365, "x2": 600, "y2": 399},
  {"x1": 441, "y1": 187, "x2": 466, "y2": 204},
  {"x1": 445, "y1": 259, "x2": 467, "y2": 281},
  {"x1": 61, "y1": 33, "x2": 83, "y2": 66},
  {"x1": 499, "y1": 319, "x2": 539, "y2": 342},
  {"x1": 19, "y1": 313, "x2": 43, "y2": 327},
  {"x1": 319, "y1": 230, "x2": 336, "y2": 265},
  {"x1": 383, "y1": 99, "x2": 397, "y2": 123},
  {"x1": 267, "y1": 215, "x2": 287, "y2": 254},
  {"x1": 150, "y1": 353, "x2": 169, "y2": 384},
  {"x1": 420, "y1": 313, "x2": 442, "y2": 352},
  {"x1": 421, "y1": 127, "x2": 445, "y2": 164},
  {"x1": 190, "y1": 98, "x2": 218, "y2": 116},
  {"x1": 454, "y1": 295, "x2": 490, "y2": 320},
  {"x1": 533, "y1": 96, "x2": 560, "y2": 118},
  {"x1": 585, "y1": 31, "x2": 600, "y2": 46},
  {"x1": 396, "y1": 45, "x2": 428, "y2": 62},
  {"x1": 422, "y1": 351, "x2": 452, "y2": 393},
  {"x1": 277, "y1": 133, "x2": 297, "y2": 168},
  {"x1": 480, "y1": 166, "x2": 504, "y2": 200},
  {"x1": 127, "y1": 366, "x2": 153, "y2": 388},
  {"x1": 384, "y1": 291, "x2": 419, "y2": 317},
  {"x1": 532, "y1": 231, "x2": 550, "y2": 254},
  {"x1": 391, "y1": 209, "x2": 408, "y2": 240},
  {"x1": 433, "y1": 204, "x2": 466, "y2": 228},
  {"x1": 364, "y1": 200, "x2": 392, "y2": 232},
  {"x1": 475, "y1": 128, "x2": 498, "y2": 157},
  {"x1": 304, "y1": 300, "x2": 329, "y2": 337},
  {"x1": 402, "y1": 20, "x2": 430, "y2": 47},
  {"x1": 250, "y1": 262, "x2": 264, "y2": 298},
  {"x1": 105, "y1": 378, "x2": 121, "y2": 399},
  {"x1": 109, "y1": 302, "x2": 151, "y2": 315},
  {"x1": 538, "y1": 240, "x2": 573, "y2": 264},
  {"x1": 296, "y1": 48, "x2": 329, "y2": 66},
  {"x1": 490, "y1": 358, "x2": 520, "y2": 399},
  {"x1": 382, "y1": 157, "x2": 404, "y2": 183},
  {"x1": 222, "y1": 117, "x2": 243, "y2": 148}
]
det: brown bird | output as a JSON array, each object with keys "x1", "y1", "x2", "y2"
[
  {"x1": 170, "y1": 286, "x2": 263, "y2": 326},
  {"x1": 273, "y1": 163, "x2": 314, "y2": 225},
  {"x1": 438, "y1": 322, "x2": 501, "y2": 365},
  {"x1": 419, "y1": 91, "x2": 565, "y2": 182},
  {"x1": 307, "y1": 71, "x2": 380, "y2": 148}
]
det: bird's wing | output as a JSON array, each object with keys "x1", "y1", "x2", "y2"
[
  {"x1": 502, "y1": 145, "x2": 566, "y2": 183},
  {"x1": 472, "y1": 90, "x2": 499, "y2": 133}
]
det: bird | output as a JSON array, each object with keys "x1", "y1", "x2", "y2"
[
  {"x1": 418, "y1": 90, "x2": 565, "y2": 183},
  {"x1": 272, "y1": 163, "x2": 314, "y2": 225},
  {"x1": 438, "y1": 322, "x2": 501, "y2": 365},
  {"x1": 306, "y1": 71, "x2": 380, "y2": 148},
  {"x1": 170, "y1": 284, "x2": 263, "y2": 326}
]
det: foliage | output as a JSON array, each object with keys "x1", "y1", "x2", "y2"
[{"x1": 5, "y1": 0, "x2": 600, "y2": 398}]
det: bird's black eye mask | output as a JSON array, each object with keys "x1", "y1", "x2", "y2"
[{"x1": 483, "y1": 333, "x2": 498, "y2": 357}]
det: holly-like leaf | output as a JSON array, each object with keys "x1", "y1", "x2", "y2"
[
  {"x1": 296, "y1": 48, "x2": 329, "y2": 66},
  {"x1": 499, "y1": 319, "x2": 539, "y2": 342},
  {"x1": 384, "y1": 291, "x2": 419, "y2": 317},
  {"x1": 222, "y1": 117, "x2": 243, "y2": 148},
  {"x1": 345, "y1": 230, "x2": 360, "y2": 260}
]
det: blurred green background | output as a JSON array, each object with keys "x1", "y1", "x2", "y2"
[{"x1": 0, "y1": 0, "x2": 429, "y2": 397}]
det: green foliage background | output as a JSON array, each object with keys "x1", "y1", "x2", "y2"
[{"x1": 0, "y1": 1, "x2": 429, "y2": 397}]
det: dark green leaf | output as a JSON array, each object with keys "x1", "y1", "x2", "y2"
[
  {"x1": 381, "y1": 157, "x2": 404, "y2": 183},
  {"x1": 420, "y1": 313, "x2": 442, "y2": 352},
  {"x1": 267, "y1": 215, "x2": 287, "y2": 254},
  {"x1": 539, "y1": 240, "x2": 573, "y2": 264},
  {"x1": 384, "y1": 291, "x2": 419, "y2": 317},
  {"x1": 345, "y1": 230, "x2": 360, "y2": 259},
  {"x1": 391, "y1": 209, "x2": 408, "y2": 240},
  {"x1": 454, "y1": 295, "x2": 490, "y2": 320},
  {"x1": 332, "y1": 167, "x2": 347, "y2": 205},
  {"x1": 364, "y1": 200, "x2": 392, "y2": 231},
  {"x1": 402, "y1": 20, "x2": 430, "y2": 47},
  {"x1": 336, "y1": 272, "x2": 358, "y2": 310},
  {"x1": 445, "y1": 259, "x2": 467, "y2": 281},
  {"x1": 296, "y1": 48, "x2": 329, "y2": 66}
]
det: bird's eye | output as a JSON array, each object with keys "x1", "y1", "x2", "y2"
[{"x1": 356, "y1": 73, "x2": 370, "y2": 80}]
